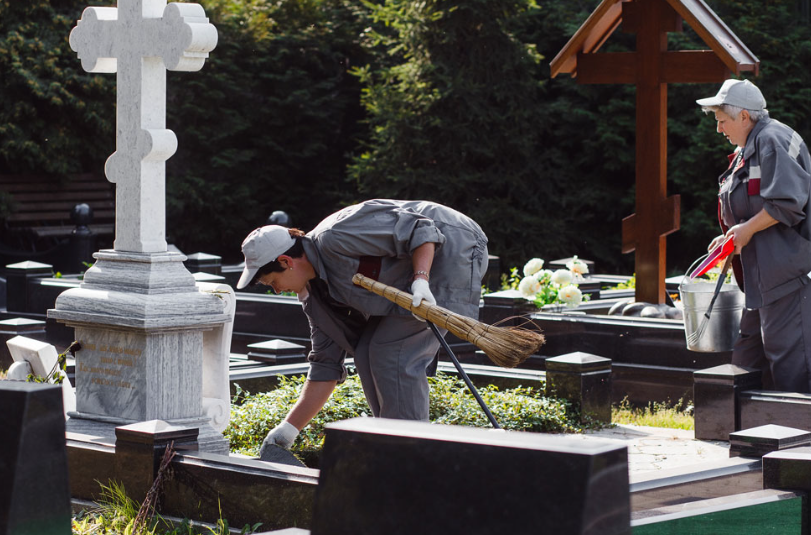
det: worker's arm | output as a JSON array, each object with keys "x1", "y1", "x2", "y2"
[
  {"x1": 725, "y1": 209, "x2": 779, "y2": 254},
  {"x1": 285, "y1": 379, "x2": 338, "y2": 430}
]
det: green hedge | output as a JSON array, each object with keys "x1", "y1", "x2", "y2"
[{"x1": 225, "y1": 371, "x2": 587, "y2": 466}]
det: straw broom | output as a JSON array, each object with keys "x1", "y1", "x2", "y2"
[{"x1": 353, "y1": 273, "x2": 544, "y2": 368}]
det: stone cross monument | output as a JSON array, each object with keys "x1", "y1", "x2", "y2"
[
  {"x1": 68, "y1": 0, "x2": 217, "y2": 252},
  {"x1": 49, "y1": 0, "x2": 231, "y2": 453}
]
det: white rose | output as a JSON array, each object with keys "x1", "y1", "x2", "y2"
[
  {"x1": 566, "y1": 256, "x2": 589, "y2": 277},
  {"x1": 522, "y1": 258, "x2": 544, "y2": 277},
  {"x1": 535, "y1": 269, "x2": 553, "y2": 284},
  {"x1": 551, "y1": 269, "x2": 573, "y2": 286},
  {"x1": 558, "y1": 285, "x2": 583, "y2": 308},
  {"x1": 518, "y1": 276, "x2": 541, "y2": 298}
]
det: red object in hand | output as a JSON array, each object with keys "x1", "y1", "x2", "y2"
[{"x1": 690, "y1": 236, "x2": 735, "y2": 279}]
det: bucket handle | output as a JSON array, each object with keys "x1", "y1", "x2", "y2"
[{"x1": 679, "y1": 253, "x2": 710, "y2": 292}]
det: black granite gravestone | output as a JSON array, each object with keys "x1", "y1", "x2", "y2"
[
  {"x1": 0, "y1": 381, "x2": 71, "y2": 535},
  {"x1": 694, "y1": 364, "x2": 761, "y2": 441},
  {"x1": 545, "y1": 352, "x2": 612, "y2": 423},
  {"x1": 311, "y1": 418, "x2": 631, "y2": 535}
]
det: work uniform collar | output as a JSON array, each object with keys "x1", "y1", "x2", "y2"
[
  {"x1": 301, "y1": 236, "x2": 328, "y2": 285},
  {"x1": 741, "y1": 116, "x2": 770, "y2": 162}
]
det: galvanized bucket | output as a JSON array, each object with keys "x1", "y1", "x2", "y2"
[{"x1": 679, "y1": 257, "x2": 745, "y2": 353}]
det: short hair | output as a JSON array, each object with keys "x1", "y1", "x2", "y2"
[
  {"x1": 249, "y1": 228, "x2": 306, "y2": 286},
  {"x1": 701, "y1": 104, "x2": 769, "y2": 123}
]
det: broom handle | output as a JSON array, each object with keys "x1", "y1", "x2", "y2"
[
  {"x1": 427, "y1": 321, "x2": 501, "y2": 429},
  {"x1": 353, "y1": 273, "x2": 475, "y2": 341}
]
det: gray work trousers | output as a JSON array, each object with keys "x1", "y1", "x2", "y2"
[
  {"x1": 353, "y1": 315, "x2": 444, "y2": 420},
  {"x1": 732, "y1": 281, "x2": 811, "y2": 393}
]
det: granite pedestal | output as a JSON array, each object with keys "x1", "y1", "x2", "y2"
[{"x1": 48, "y1": 251, "x2": 231, "y2": 453}]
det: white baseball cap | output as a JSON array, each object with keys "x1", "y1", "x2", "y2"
[
  {"x1": 236, "y1": 226, "x2": 296, "y2": 289},
  {"x1": 696, "y1": 79, "x2": 766, "y2": 111}
]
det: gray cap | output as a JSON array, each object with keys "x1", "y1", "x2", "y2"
[
  {"x1": 696, "y1": 79, "x2": 766, "y2": 111},
  {"x1": 236, "y1": 226, "x2": 296, "y2": 289}
]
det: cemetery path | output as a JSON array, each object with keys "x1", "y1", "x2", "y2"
[{"x1": 569, "y1": 424, "x2": 730, "y2": 474}]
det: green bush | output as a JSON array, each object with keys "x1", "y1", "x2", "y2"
[{"x1": 225, "y1": 371, "x2": 587, "y2": 466}]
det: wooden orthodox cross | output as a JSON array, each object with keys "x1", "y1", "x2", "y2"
[
  {"x1": 551, "y1": 0, "x2": 758, "y2": 304},
  {"x1": 69, "y1": 0, "x2": 217, "y2": 253}
]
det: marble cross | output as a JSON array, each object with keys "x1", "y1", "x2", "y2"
[{"x1": 69, "y1": 0, "x2": 217, "y2": 253}]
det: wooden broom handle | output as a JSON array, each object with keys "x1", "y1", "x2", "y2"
[{"x1": 352, "y1": 273, "x2": 460, "y2": 330}]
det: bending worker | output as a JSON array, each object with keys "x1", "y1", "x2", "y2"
[
  {"x1": 236, "y1": 199, "x2": 489, "y2": 453},
  {"x1": 698, "y1": 79, "x2": 811, "y2": 392}
]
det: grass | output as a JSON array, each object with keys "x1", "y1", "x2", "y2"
[
  {"x1": 612, "y1": 398, "x2": 694, "y2": 430},
  {"x1": 72, "y1": 481, "x2": 262, "y2": 535}
]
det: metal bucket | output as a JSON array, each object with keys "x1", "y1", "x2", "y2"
[{"x1": 679, "y1": 276, "x2": 745, "y2": 353}]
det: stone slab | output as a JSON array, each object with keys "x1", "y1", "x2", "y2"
[{"x1": 311, "y1": 417, "x2": 630, "y2": 535}]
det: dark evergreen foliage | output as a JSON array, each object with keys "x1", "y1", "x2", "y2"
[
  {"x1": 0, "y1": 0, "x2": 115, "y2": 175},
  {"x1": 2, "y1": 0, "x2": 810, "y2": 273}
]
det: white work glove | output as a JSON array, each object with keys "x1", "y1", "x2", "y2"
[
  {"x1": 410, "y1": 278, "x2": 436, "y2": 322},
  {"x1": 260, "y1": 421, "x2": 299, "y2": 452}
]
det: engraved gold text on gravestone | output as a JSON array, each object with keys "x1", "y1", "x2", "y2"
[{"x1": 80, "y1": 342, "x2": 142, "y2": 390}]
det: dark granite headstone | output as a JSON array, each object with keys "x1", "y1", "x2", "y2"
[
  {"x1": 311, "y1": 418, "x2": 630, "y2": 535},
  {"x1": 729, "y1": 424, "x2": 811, "y2": 458},
  {"x1": 545, "y1": 352, "x2": 612, "y2": 423},
  {"x1": 4, "y1": 261, "x2": 54, "y2": 314},
  {"x1": 693, "y1": 364, "x2": 761, "y2": 441},
  {"x1": 0, "y1": 382, "x2": 71, "y2": 535}
]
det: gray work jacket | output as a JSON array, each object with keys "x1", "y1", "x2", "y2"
[
  {"x1": 719, "y1": 117, "x2": 811, "y2": 308},
  {"x1": 299, "y1": 199, "x2": 489, "y2": 381}
]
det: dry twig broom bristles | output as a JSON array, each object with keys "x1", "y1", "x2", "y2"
[{"x1": 353, "y1": 274, "x2": 544, "y2": 368}]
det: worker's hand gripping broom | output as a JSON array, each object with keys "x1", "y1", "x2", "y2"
[{"x1": 352, "y1": 274, "x2": 544, "y2": 368}]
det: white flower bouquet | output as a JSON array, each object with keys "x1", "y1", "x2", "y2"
[{"x1": 513, "y1": 256, "x2": 588, "y2": 309}]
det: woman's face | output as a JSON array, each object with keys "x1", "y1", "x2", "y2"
[
  {"x1": 257, "y1": 256, "x2": 312, "y2": 294},
  {"x1": 714, "y1": 109, "x2": 751, "y2": 148}
]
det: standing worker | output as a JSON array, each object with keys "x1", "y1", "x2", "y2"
[
  {"x1": 236, "y1": 199, "x2": 489, "y2": 453},
  {"x1": 698, "y1": 79, "x2": 811, "y2": 392}
]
